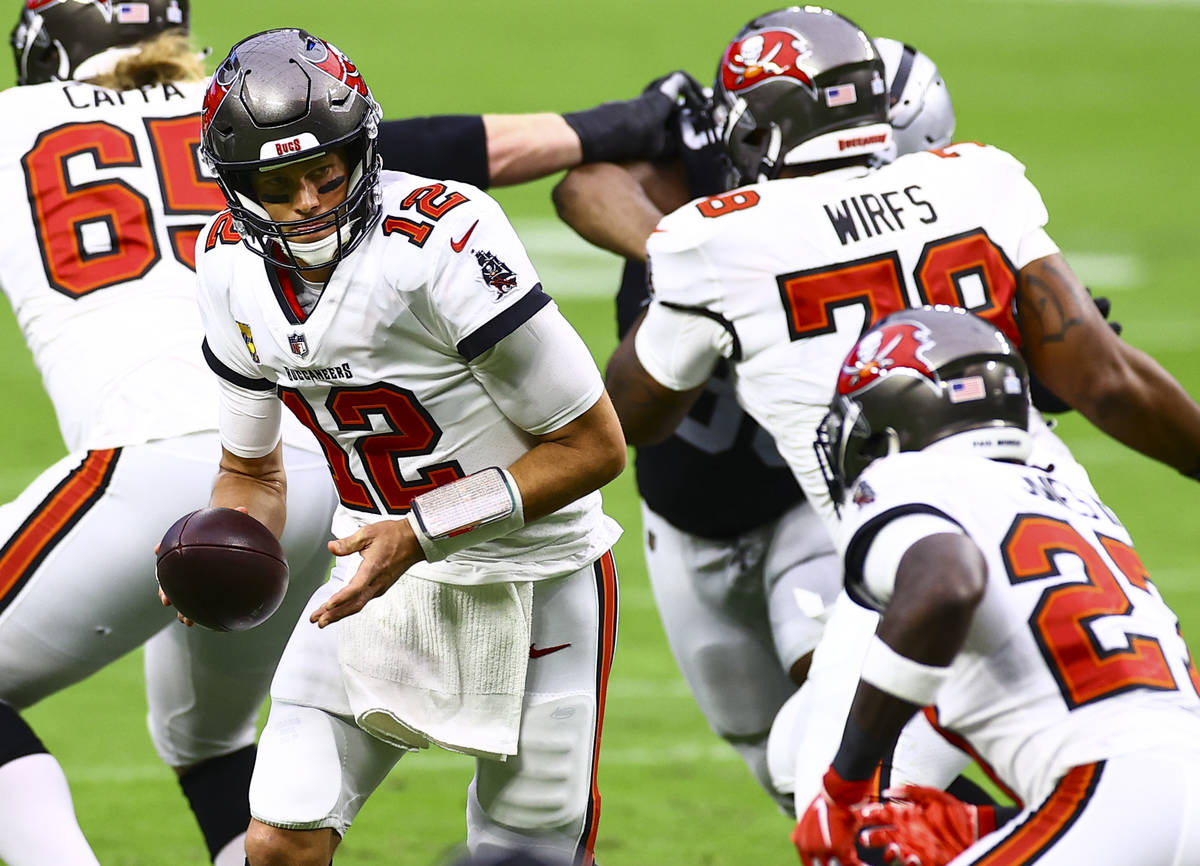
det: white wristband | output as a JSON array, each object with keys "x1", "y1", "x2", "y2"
[
  {"x1": 406, "y1": 467, "x2": 525, "y2": 563},
  {"x1": 859, "y1": 635, "x2": 952, "y2": 706}
]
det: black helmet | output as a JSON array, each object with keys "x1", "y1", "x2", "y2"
[
  {"x1": 11, "y1": 0, "x2": 188, "y2": 85},
  {"x1": 714, "y1": 6, "x2": 891, "y2": 184},
  {"x1": 199, "y1": 28, "x2": 382, "y2": 272},
  {"x1": 816, "y1": 306, "x2": 1031, "y2": 513}
]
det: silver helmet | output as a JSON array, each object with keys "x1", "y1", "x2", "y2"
[
  {"x1": 713, "y1": 6, "x2": 891, "y2": 184},
  {"x1": 11, "y1": 0, "x2": 189, "y2": 85},
  {"x1": 873, "y1": 37, "x2": 955, "y2": 159},
  {"x1": 200, "y1": 28, "x2": 382, "y2": 271},
  {"x1": 816, "y1": 306, "x2": 1030, "y2": 512}
]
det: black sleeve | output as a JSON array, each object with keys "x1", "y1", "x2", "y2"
[{"x1": 377, "y1": 116, "x2": 489, "y2": 189}]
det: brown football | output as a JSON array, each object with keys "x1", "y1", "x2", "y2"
[{"x1": 155, "y1": 507, "x2": 289, "y2": 632}]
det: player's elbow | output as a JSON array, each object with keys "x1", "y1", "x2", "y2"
[{"x1": 551, "y1": 169, "x2": 585, "y2": 224}]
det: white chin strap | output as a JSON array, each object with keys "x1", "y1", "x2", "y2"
[
  {"x1": 284, "y1": 222, "x2": 357, "y2": 267},
  {"x1": 923, "y1": 427, "x2": 1033, "y2": 464}
]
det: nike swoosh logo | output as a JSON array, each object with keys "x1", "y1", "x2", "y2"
[
  {"x1": 450, "y1": 220, "x2": 478, "y2": 253},
  {"x1": 529, "y1": 642, "x2": 571, "y2": 659}
]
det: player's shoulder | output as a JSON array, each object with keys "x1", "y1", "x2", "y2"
[
  {"x1": 651, "y1": 180, "x2": 779, "y2": 255},
  {"x1": 894, "y1": 141, "x2": 1036, "y2": 184},
  {"x1": 379, "y1": 170, "x2": 502, "y2": 226},
  {"x1": 194, "y1": 210, "x2": 243, "y2": 290},
  {"x1": 842, "y1": 452, "x2": 966, "y2": 528}
]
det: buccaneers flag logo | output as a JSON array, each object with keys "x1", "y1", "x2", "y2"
[
  {"x1": 838, "y1": 320, "x2": 937, "y2": 394},
  {"x1": 719, "y1": 28, "x2": 816, "y2": 96}
]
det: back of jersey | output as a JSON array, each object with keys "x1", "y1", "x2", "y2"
[
  {"x1": 647, "y1": 142, "x2": 1059, "y2": 523},
  {"x1": 0, "y1": 78, "x2": 224, "y2": 451},
  {"x1": 843, "y1": 452, "x2": 1200, "y2": 806}
]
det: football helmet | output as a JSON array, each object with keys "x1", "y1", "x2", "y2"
[
  {"x1": 816, "y1": 307, "x2": 1030, "y2": 512},
  {"x1": 11, "y1": 0, "x2": 188, "y2": 85},
  {"x1": 199, "y1": 28, "x2": 383, "y2": 271},
  {"x1": 714, "y1": 6, "x2": 891, "y2": 184},
  {"x1": 873, "y1": 37, "x2": 955, "y2": 159}
]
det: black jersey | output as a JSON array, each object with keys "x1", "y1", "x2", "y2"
[{"x1": 618, "y1": 107, "x2": 803, "y2": 540}]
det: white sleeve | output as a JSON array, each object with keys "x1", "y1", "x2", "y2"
[
  {"x1": 217, "y1": 377, "x2": 282, "y2": 459},
  {"x1": 633, "y1": 302, "x2": 733, "y2": 391},
  {"x1": 470, "y1": 302, "x2": 604, "y2": 435},
  {"x1": 856, "y1": 513, "x2": 966, "y2": 609}
]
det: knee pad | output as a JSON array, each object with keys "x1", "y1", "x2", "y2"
[
  {"x1": 475, "y1": 694, "x2": 596, "y2": 833},
  {"x1": 692, "y1": 640, "x2": 791, "y2": 739},
  {"x1": 0, "y1": 702, "x2": 46, "y2": 764}
]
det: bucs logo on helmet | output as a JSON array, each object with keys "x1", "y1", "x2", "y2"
[
  {"x1": 720, "y1": 28, "x2": 815, "y2": 96},
  {"x1": 304, "y1": 36, "x2": 369, "y2": 98},
  {"x1": 838, "y1": 319, "x2": 937, "y2": 394}
]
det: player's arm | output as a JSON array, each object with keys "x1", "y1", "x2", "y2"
[
  {"x1": 552, "y1": 159, "x2": 692, "y2": 261},
  {"x1": 377, "y1": 71, "x2": 700, "y2": 189},
  {"x1": 605, "y1": 306, "x2": 723, "y2": 446},
  {"x1": 1016, "y1": 253, "x2": 1200, "y2": 477},
  {"x1": 795, "y1": 526, "x2": 987, "y2": 862}
]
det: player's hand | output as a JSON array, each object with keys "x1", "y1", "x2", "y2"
[
  {"x1": 853, "y1": 785, "x2": 1000, "y2": 866},
  {"x1": 312, "y1": 519, "x2": 422, "y2": 627},
  {"x1": 793, "y1": 766, "x2": 874, "y2": 865},
  {"x1": 643, "y1": 69, "x2": 710, "y2": 159},
  {"x1": 1029, "y1": 289, "x2": 1122, "y2": 414}
]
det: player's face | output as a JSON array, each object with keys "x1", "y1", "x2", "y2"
[{"x1": 252, "y1": 150, "x2": 350, "y2": 242}]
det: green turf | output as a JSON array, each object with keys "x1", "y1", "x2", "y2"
[{"x1": 5, "y1": 1, "x2": 1200, "y2": 863}]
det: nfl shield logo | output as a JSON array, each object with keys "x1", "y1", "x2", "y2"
[{"x1": 288, "y1": 332, "x2": 309, "y2": 357}]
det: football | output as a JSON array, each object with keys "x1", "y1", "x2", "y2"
[{"x1": 155, "y1": 507, "x2": 290, "y2": 632}]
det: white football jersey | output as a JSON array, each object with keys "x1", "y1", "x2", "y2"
[
  {"x1": 0, "y1": 79, "x2": 224, "y2": 451},
  {"x1": 842, "y1": 451, "x2": 1200, "y2": 806},
  {"x1": 196, "y1": 170, "x2": 619, "y2": 583},
  {"x1": 644, "y1": 143, "x2": 1063, "y2": 525}
]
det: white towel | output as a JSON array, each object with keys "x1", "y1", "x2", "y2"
[{"x1": 337, "y1": 565, "x2": 533, "y2": 760}]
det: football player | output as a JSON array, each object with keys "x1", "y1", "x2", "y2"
[
  {"x1": 794, "y1": 307, "x2": 1200, "y2": 866},
  {"x1": 190, "y1": 29, "x2": 626, "y2": 866},
  {"x1": 0, "y1": 3, "x2": 689, "y2": 865},
  {"x1": 551, "y1": 29, "x2": 958, "y2": 810},
  {"x1": 593, "y1": 3, "x2": 1200, "y2": 816}
]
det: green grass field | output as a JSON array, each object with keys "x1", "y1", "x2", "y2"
[{"x1": 3, "y1": 0, "x2": 1200, "y2": 863}]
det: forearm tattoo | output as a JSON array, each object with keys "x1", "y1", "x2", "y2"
[{"x1": 1023, "y1": 258, "x2": 1086, "y2": 345}]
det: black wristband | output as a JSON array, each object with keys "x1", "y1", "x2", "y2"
[{"x1": 563, "y1": 95, "x2": 671, "y2": 164}]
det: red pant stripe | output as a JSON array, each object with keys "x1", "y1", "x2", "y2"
[{"x1": 0, "y1": 449, "x2": 120, "y2": 613}]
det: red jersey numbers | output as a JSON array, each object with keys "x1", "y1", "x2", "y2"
[
  {"x1": 696, "y1": 189, "x2": 760, "y2": 219},
  {"x1": 204, "y1": 212, "x2": 242, "y2": 252},
  {"x1": 23, "y1": 122, "x2": 160, "y2": 298},
  {"x1": 21, "y1": 114, "x2": 224, "y2": 298},
  {"x1": 279, "y1": 384, "x2": 465, "y2": 514},
  {"x1": 1002, "y1": 515, "x2": 1186, "y2": 709},
  {"x1": 776, "y1": 229, "x2": 1018, "y2": 341},
  {"x1": 384, "y1": 182, "x2": 469, "y2": 248}
]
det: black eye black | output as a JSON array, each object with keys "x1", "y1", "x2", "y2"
[{"x1": 317, "y1": 175, "x2": 346, "y2": 195}]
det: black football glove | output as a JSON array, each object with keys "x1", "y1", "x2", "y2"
[
  {"x1": 1029, "y1": 290, "x2": 1123, "y2": 414},
  {"x1": 563, "y1": 70, "x2": 707, "y2": 164}
]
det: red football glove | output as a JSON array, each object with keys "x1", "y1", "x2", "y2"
[
  {"x1": 854, "y1": 785, "x2": 1001, "y2": 866},
  {"x1": 793, "y1": 767, "x2": 876, "y2": 865}
]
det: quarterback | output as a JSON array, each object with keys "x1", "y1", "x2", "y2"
[
  {"x1": 191, "y1": 29, "x2": 625, "y2": 865},
  {"x1": 794, "y1": 308, "x2": 1200, "y2": 866},
  {"x1": 553, "y1": 26, "x2": 958, "y2": 809}
]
